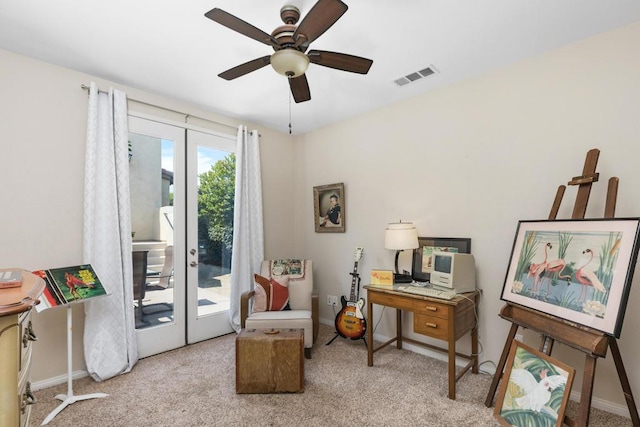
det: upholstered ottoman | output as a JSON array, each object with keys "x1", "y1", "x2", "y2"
[{"x1": 236, "y1": 328, "x2": 304, "y2": 393}]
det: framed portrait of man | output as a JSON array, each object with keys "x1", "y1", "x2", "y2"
[{"x1": 313, "y1": 183, "x2": 345, "y2": 233}]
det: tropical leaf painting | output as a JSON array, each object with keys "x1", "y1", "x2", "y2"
[{"x1": 495, "y1": 341, "x2": 575, "y2": 427}]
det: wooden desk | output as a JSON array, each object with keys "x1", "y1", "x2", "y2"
[{"x1": 364, "y1": 284, "x2": 479, "y2": 400}]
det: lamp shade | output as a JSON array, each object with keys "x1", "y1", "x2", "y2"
[
  {"x1": 384, "y1": 222, "x2": 419, "y2": 250},
  {"x1": 270, "y1": 49, "x2": 309, "y2": 77}
]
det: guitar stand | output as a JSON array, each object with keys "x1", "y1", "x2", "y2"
[
  {"x1": 326, "y1": 331, "x2": 368, "y2": 347},
  {"x1": 326, "y1": 333, "x2": 341, "y2": 345}
]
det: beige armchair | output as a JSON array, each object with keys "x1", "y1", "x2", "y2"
[{"x1": 240, "y1": 260, "x2": 318, "y2": 359}]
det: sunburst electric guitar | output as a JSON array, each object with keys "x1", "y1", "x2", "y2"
[{"x1": 335, "y1": 247, "x2": 366, "y2": 340}]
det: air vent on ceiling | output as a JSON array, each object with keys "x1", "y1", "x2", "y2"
[{"x1": 393, "y1": 65, "x2": 438, "y2": 87}]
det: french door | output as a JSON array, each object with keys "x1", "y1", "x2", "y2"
[
  {"x1": 186, "y1": 129, "x2": 235, "y2": 343},
  {"x1": 128, "y1": 115, "x2": 234, "y2": 357}
]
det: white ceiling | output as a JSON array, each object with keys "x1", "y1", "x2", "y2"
[{"x1": 2, "y1": 1, "x2": 640, "y2": 135}]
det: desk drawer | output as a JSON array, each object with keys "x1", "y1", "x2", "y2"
[
  {"x1": 414, "y1": 314, "x2": 448, "y2": 340},
  {"x1": 368, "y1": 292, "x2": 413, "y2": 310},
  {"x1": 20, "y1": 311, "x2": 36, "y2": 373},
  {"x1": 19, "y1": 378, "x2": 34, "y2": 427},
  {"x1": 412, "y1": 300, "x2": 450, "y2": 320}
]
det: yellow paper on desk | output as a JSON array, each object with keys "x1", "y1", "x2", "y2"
[{"x1": 371, "y1": 270, "x2": 393, "y2": 286}]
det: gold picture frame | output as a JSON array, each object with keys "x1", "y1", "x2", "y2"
[
  {"x1": 313, "y1": 183, "x2": 345, "y2": 233},
  {"x1": 495, "y1": 340, "x2": 575, "y2": 427}
]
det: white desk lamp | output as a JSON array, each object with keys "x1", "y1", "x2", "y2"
[{"x1": 385, "y1": 221, "x2": 419, "y2": 283}]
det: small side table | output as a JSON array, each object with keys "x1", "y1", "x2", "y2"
[{"x1": 236, "y1": 328, "x2": 304, "y2": 393}]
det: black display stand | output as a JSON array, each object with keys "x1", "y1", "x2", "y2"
[{"x1": 485, "y1": 149, "x2": 639, "y2": 426}]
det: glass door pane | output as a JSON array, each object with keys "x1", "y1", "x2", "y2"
[
  {"x1": 186, "y1": 129, "x2": 235, "y2": 343},
  {"x1": 129, "y1": 116, "x2": 186, "y2": 358}
]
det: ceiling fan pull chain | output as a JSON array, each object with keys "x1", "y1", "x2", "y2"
[{"x1": 288, "y1": 90, "x2": 292, "y2": 134}]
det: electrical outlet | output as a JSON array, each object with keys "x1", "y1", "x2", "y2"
[
  {"x1": 326, "y1": 295, "x2": 339, "y2": 306},
  {"x1": 515, "y1": 333, "x2": 524, "y2": 342}
]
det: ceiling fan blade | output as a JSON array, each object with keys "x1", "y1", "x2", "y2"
[
  {"x1": 218, "y1": 56, "x2": 271, "y2": 80},
  {"x1": 289, "y1": 75, "x2": 311, "y2": 103},
  {"x1": 293, "y1": 0, "x2": 348, "y2": 48},
  {"x1": 205, "y1": 8, "x2": 280, "y2": 48},
  {"x1": 307, "y1": 50, "x2": 373, "y2": 74}
]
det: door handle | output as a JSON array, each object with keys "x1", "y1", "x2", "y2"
[
  {"x1": 190, "y1": 249, "x2": 196, "y2": 255},
  {"x1": 190, "y1": 261, "x2": 198, "y2": 267}
]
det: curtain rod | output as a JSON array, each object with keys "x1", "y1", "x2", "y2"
[{"x1": 81, "y1": 84, "x2": 237, "y2": 131}]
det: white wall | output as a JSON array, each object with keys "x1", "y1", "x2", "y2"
[
  {"x1": 293, "y1": 21, "x2": 640, "y2": 412},
  {"x1": 0, "y1": 48, "x2": 295, "y2": 383}
]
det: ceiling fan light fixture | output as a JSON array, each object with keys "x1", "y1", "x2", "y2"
[{"x1": 271, "y1": 49, "x2": 309, "y2": 77}]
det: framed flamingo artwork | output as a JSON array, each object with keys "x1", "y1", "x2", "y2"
[
  {"x1": 500, "y1": 218, "x2": 640, "y2": 337},
  {"x1": 494, "y1": 340, "x2": 575, "y2": 427}
]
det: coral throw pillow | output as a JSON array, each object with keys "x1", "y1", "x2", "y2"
[{"x1": 253, "y1": 274, "x2": 290, "y2": 312}]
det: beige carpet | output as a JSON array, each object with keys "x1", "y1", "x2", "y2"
[{"x1": 31, "y1": 324, "x2": 632, "y2": 426}]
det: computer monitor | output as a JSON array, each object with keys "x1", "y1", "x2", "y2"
[
  {"x1": 430, "y1": 251, "x2": 476, "y2": 293},
  {"x1": 411, "y1": 237, "x2": 471, "y2": 283}
]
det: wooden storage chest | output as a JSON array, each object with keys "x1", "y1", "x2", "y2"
[{"x1": 236, "y1": 328, "x2": 304, "y2": 393}]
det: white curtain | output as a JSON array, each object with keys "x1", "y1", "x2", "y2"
[
  {"x1": 229, "y1": 126, "x2": 264, "y2": 332},
  {"x1": 83, "y1": 82, "x2": 138, "y2": 380}
]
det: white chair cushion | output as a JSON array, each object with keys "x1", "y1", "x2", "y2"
[{"x1": 245, "y1": 310, "x2": 313, "y2": 348}]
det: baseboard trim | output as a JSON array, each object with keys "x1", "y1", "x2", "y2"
[
  {"x1": 31, "y1": 369, "x2": 90, "y2": 392},
  {"x1": 569, "y1": 391, "x2": 633, "y2": 419},
  {"x1": 318, "y1": 318, "x2": 633, "y2": 420}
]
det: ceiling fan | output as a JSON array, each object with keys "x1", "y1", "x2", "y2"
[{"x1": 204, "y1": 0, "x2": 373, "y2": 103}]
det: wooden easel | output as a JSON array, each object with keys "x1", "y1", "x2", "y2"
[{"x1": 484, "y1": 148, "x2": 639, "y2": 426}]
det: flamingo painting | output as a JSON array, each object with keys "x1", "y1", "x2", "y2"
[
  {"x1": 539, "y1": 246, "x2": 572, "y2": 298},
  {"x1": 527, "y1": 242, "x2": 550, "y2": 296},
  {"x1": 574, "y1": 248, "x2": 606, "y2": 303},
  {"x1": 527, "y1": 242, "x2": 571, "y2": 298},
  {"x1": 506, "y1": 220, "x2": 637, "y2": 337}
]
